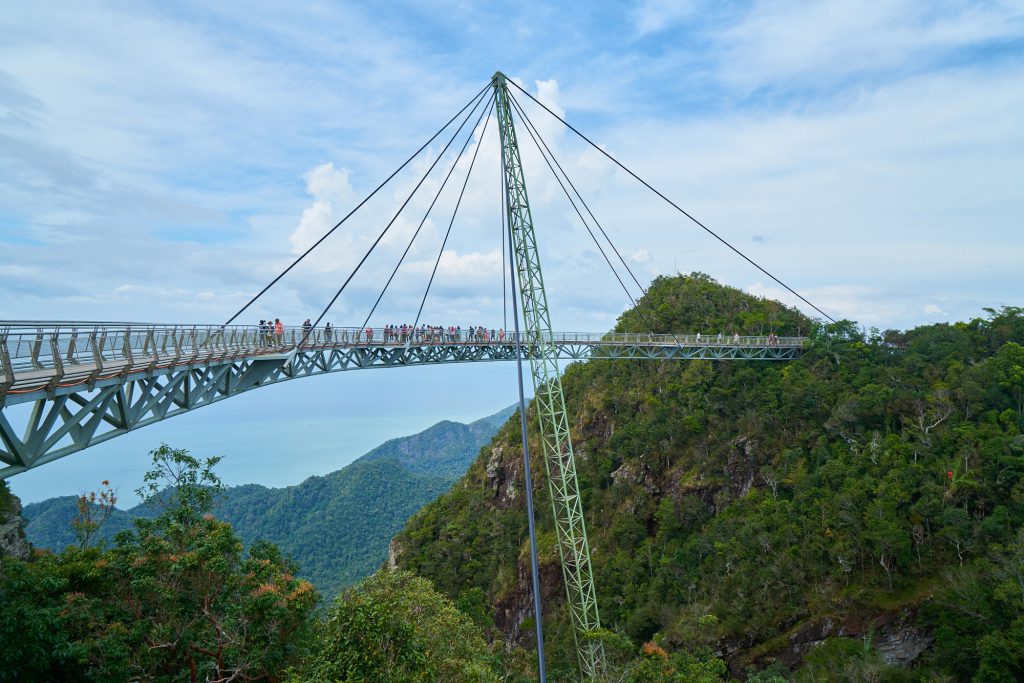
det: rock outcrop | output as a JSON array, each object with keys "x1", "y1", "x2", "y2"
[{"x1": 0, "y1": 484, "x2": 31, "y2": 561}]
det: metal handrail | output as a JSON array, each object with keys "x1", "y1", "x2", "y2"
[{"x1": 0, "y1": 323, "x2": 808, "y2": 378}]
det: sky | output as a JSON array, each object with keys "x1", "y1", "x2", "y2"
[{"x1": 2, "y1": 0, "x2": 1023, "y2": 503}]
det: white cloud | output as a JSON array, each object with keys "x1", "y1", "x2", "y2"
[
  {"x1": 406, "y1": 248, "x2": 502, "y2": 283},
  {"x1": 718, "y1": 0, "x2": 1024, "y2": 88},
  {"x1": 288, "y1": 162, "x2": 356, "y2": 264},
  {"x1": 630, "y1": 249, "x2": 651, "y2": 263},
  {"x1": 923, "y1": 303, "x2": 945, "y2": 315},
  {"x1": 304, "y1": 162, "x2": 354, "y2": 206}
]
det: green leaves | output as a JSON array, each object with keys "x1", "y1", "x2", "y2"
[
  {"x1": 1, "y1": 447, "x2": 319, "y2": 682},
  {"x1": 299, "y1": 569, "x2": 497, "y2": 682}
]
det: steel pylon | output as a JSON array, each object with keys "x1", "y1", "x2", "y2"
[{"x1": 492, "y1": 72, "x2": 604, "y2": 678}]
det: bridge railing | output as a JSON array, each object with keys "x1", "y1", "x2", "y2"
[{"x1": 0, "y1": 322, "x2": 808, "y2": 387}]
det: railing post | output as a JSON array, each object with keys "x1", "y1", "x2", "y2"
[
  {"x1": 120, "y1": 326, "x2": 135, "y2": 377},
  {"x1": 87, "y1": 329, "x2": 104, "y2": 387},
  {"x1": 46, "y1": 332, "x2": 65, "y2": 390},
  {"x1": 0, "y1": 333, "x2": 13, "y2": 401},
  {"x1": 144, "y1": 328, "x2": 159, "y2": 372},
  {"x1": 30, "y1": 329, "x2": 44, "y2": 370},
  {"x1": 170, "y1": 327, "x2": 182, "y2": 364},
  {"x1": 66, "y1": 329, "x2": 79, "y2": 364}
]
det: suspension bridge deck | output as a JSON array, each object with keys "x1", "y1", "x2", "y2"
[
  {"x1": 1, "y1": 323, "x2": 805, "y2": 403},
  {"x1": 0, "y1": 323, "x2": 804, "y2": 477}
]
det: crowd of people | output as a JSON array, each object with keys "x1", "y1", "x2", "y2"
[
  {"x1": 376, "y1": 324, "x2": 505, "y2": 344},
  {"x1": 254, "y1": 320, "x2": 508, "y2": 346},
  {"x1": 255, "y1": 319, "x2": 787, "y2": 347}
]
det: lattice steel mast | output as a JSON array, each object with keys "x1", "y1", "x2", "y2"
[{"x1": 492, "y1": 71, "x2": 604, "y2": 678}]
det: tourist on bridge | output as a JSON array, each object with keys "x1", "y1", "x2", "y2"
[
  {"x1": 274, "y1": 318, "x2": 284, "y2": 344},
  {"x1": 325, "y1": 322, "x2": 332, "y2": 342},
  {"x1": 365, "y1": 327, "x2": 373, "y2": 343},
  {"x1": 302, "y1": 318, "x2": 312, "y2": 340}
]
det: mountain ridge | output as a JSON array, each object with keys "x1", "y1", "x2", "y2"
[{"x1": 23, "y1": 404, "x2": 516, "y2": 596}]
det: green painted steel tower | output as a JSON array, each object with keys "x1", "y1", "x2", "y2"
[{"x1": 492, "y1": 71, "x2": 604, "y2": 678}]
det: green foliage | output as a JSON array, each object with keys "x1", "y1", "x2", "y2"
[
  {"x1": 1, "y1": 446, "x2": 319, "y2": 682},
  {"x1": 394, "y1": 275, "x2": 1024, "y2": 679},
  {"x1": 24, "y1": 411, "x2": 510, "y2": 596},
  {"x1": 794, "y1": 637, "x2": 888, "y2": 682},
  {"x1": 296, "y1": 568, "x2": 497, "y2": 682}
]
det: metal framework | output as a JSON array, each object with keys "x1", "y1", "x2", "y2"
[
  {"x1": 493, "y1": 71, "x2": 605, "y2": 677},
  {"x1": 0, "y1": 323, "x2": 804, "y2": 479}
]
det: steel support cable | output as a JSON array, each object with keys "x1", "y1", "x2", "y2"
[
  {"x1": 411, "y1": 101, "x2": 493, "y2": 332},
  {"x1": 506, "y1": 80, "x2": 839, "y2": 324},
  {"x1": 224, "y1": 83, "x2": 490, "y2": 326},
  {"x1": 508, "y1": 95, "x2": 689, "y2": 348},
  {"x1": 360, "y1": 92, "x2": 496, "y2": 332},
  {"x1": 508, "y1": 93, "x2": 649, "y2": 301},
  {"x1": 299, "y1": 91, "x2": 491, "y2": 346},
  {"x1": 507, "y1": 97, "x2": 645, "y2": 326}
]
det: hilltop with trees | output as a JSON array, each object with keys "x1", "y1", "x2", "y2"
[{"x1": 394, "y1": 273, "x2": 1024, "y2": 681}]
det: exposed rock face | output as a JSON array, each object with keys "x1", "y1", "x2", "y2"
[
  {"x1": 493, "y1": 548, "x2": 563, "y2": 646},
  {"x1": 387, "y1": 537, "x2": 402, "y2": 570},
  {"x1": 739, "y1": 612, "x2": 933, "y2": 676},
  {"x1": 0, "y1": 486, "x2": 32, "y2": 561},
  {"x1": 484, "y1": 443, "x2": 520, "y2": 508},
  {"x1": 875, "y1": 626, "x2": 933, "y2": 666}
]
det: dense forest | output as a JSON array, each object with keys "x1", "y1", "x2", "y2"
[
  {"x1": 3, "y1": 273, "x2": 1023, "y2": 681},
  {"x1": 395, "y1": 273, "x2": 1024, "y2": 681},
  {"x1": 21, "y1": 408, "x2": 511, "y2": 596}
]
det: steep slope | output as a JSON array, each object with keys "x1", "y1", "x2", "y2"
[
  {"x1": 394, "y1": 274, "x2": 1024, "y2": 680},
  {"x1": 24, "y1": 406, "x2": 513, "y2": 596}
]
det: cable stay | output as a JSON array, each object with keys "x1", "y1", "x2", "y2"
[
  {"x1": 224, "y1": 83, "x2": 491, "y2": 326},
  {"x1": 506, "y1": 93, "x2": 691, "y2": 350},
  {"x1": 298, "y1": 90, "x2": 492, "y2": 346},
  {"x1": 506, "y1": 79, "x2": 838, "y2": 324},
  {"x1": 411, "y1": 101, "x2": 493, "y2": 332},
  {"x1": 507, "y1": 94, "x2": 650, "y2": 303},
  {"x1": 506, "y1": 96, "x2": 645, "y2": 319},
  {"x1": 360, "y1": 92, "x2": 497, "y2": 333}
]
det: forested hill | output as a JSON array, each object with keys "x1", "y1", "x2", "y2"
[
  {"x1": 23, "y1": 405, "x2": 514, "y2": 597},
  {"x1": 394, "y1": 273, "x2": 1024, "y2": 680}
]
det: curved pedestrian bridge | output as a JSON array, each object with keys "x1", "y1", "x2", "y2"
[{"x1": 0, "y1": 322, "x2": 806, "y2": 477}]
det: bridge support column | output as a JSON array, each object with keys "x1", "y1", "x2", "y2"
[{"x1": 493, "y1": 71, "x2": 604, "y2": 679}]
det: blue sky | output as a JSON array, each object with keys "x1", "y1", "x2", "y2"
[{"x1": 2, "y1": 1, "x2": 1023, "y2": 503}]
